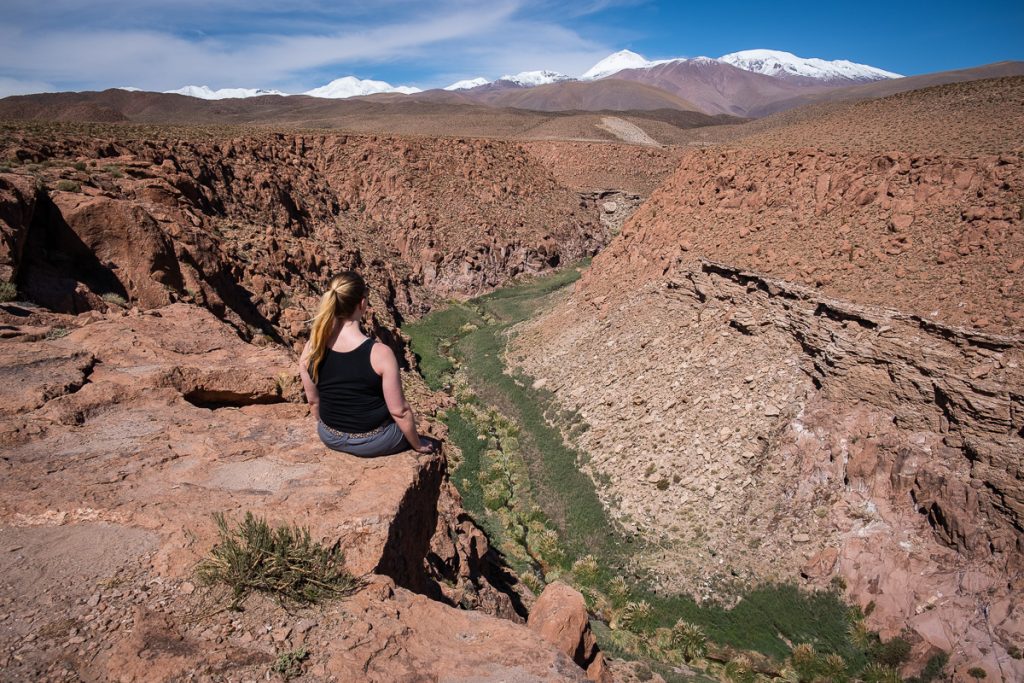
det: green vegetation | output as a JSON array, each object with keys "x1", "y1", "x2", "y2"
[
  {"x1": 272, "y1": 647, "x2": 309, "y2": 680},
  {"x1": 45, "y1": 326, "x2": 70, "y2": 340},
  {"x1": 55, "y1": 179, "x2": 81, "y2": 192},
  {"x1": 72, "y1": 161, "x2": 87, "y2": 172},
  {"x1": 967, "y1": 667, "x2": 987, "y2": 679},
  {"x1": 407, "y1": 263, "x2": 929, "y2": 681},
  {"x1": 0, "y1": 280, "x2": 17, "y2": 302},
  {"x1": 907, "y1": 652, "x2": 948, "y2": 683},
  {"x1": 100, "y1": 292, "x2": 128, "y2": 306},
  {"x1": 195, "y1": 512, "x2": 359, "y2": 610}
]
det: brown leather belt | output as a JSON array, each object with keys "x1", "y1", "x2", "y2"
[{"x1": 319, "y1": 420, "x2": 388, "y2": 439}]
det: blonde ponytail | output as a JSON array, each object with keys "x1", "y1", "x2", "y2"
[{"x1": 306, "y1": 271, "x2": 367, "y2": 382}]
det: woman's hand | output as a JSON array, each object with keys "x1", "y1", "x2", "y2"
[{"x1": 414, "y1": 438, "x2": 438, "y2": 454}]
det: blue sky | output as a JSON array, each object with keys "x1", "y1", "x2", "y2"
[{"x1": 1, "y1": 0, "x2": 1022, "y2": 97}]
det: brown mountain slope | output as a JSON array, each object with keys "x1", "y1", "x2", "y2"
[
  {"x1": 749, "y1": 60, "x2": 1024, "y2": 117},
  {"x1": 0, "y1": 88, "x2": 734, "y2": 145},
  {"x1": 458, "y1": 79, "x2": 703, "y2": 112},
  {"x1": 509, "y1": 74, "x2": 1024, "y2": 680},
  {"x1": 677, "y1": 75, "x2": 1024, "y2": 155},
  {"x1": 608, "y1": 58, "x2": 830, "y2": 116}
]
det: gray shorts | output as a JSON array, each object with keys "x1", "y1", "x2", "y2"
[{"x1": 317, "y1": 420, "x2": 410, "y2": 457}]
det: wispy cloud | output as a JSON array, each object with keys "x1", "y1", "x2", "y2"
[{"x1": 0, "y1": 0, "x2": 626, "y2": 94}]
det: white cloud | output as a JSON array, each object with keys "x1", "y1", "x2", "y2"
[
  {"x1": 0, "y1": 76, "x2": 56, "y2": 98},
  {"x1": 0, "y1": 1, "x2": 622, "y2": 93}
]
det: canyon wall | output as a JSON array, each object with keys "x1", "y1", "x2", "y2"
[
  {"x1": 511, "y1": 82, "x2": 1024, "y2": 680},
  {"x1": 1, "y1": 127, "x2": 613, "y2": 350}
]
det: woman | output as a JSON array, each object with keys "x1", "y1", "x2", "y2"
[{"x1": 299, "y1": 272, "x2": 435, "y2": 456}]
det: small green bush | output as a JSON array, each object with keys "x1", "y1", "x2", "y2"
[
  {"x1": 272, "y1": 647, "x2": 309, "y2": 680},
  {"x1": 670, "y1": 620, "x2": 707, "y2": 662},
  {"x1": 45, "y1": 326, "x2": 70, "y2": 340},
  {"x1": 908, "y1": 652, "x2": 948, "y2": 683},
  {"x1": 860, "y1": 662, "x2": 902, "y2": 683},
  {"x1": 56, "y1": 179, "x2": 81, "y2": 192},
  {"x1": 100, "y1": 292, "x2": 127, "y2": 307},
  {"x1": 967, "y1": 667, "x2": 987, "y2": 679},
  {"x1": 73, "y1": 161, "x2": 87, "y2": 171},
  {"x1": 874, "y1": 636, "x2": 912, "y2": 667},
  {"x1": 195, "y1": 511, "x2": 359, "y2": 610},
  {"x1": 0, "y1": 280, "x2": 17, "y2": 302}
]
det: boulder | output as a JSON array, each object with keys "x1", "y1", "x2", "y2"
[{"x1": 528, "y1": 581, "x2": 610, "y2": 682}]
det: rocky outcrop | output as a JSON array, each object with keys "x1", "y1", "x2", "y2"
[
  {"x1": 1, "y1": 127, "x2": 611, "y2": 349},
  {"x1": 529, "y1": 582, "x2": 611, "y2": 682},
  {"x1": 0, "y1": 303, "x2": 591, "y2": 681},
  {"x1": 582, "y1": 147, "x2": 1024, "y2": 334},
  {"x1": 0, "y1": 173, "x2": 37, "y2": 283}
]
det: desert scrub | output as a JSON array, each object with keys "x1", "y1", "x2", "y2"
[
  {"x1": 195, "y1": 512, "x2": 359, "y2": 610},
  {"x1": 860, "y1": 662, "x2": 903, "y2": 683},
  {"x1": 101, "y1": 292, "x2": 128, "y2": 307},
  {"x1": 55, "y1": 179, "x2": 81, "y2": 192},
  {"x1": 671, "y1": 620, "x2": 707, "y2": 662},
  {"x1": 0, "y1": 280, "x2": 17, "y2": 302},
  {"x1": 45, "y1": 326, "x2": 70, "y2": 340},
  {"x1": 272, "y1": 647, "x2": 309, "y2": 680}
]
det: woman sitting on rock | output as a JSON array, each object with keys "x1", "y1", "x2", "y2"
[{"x1": 299, "y1": 271, "x2": 436, "y2": 456}]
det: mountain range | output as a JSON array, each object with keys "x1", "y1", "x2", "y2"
[
  {"x1": 122, "y1": 48, "x2": 900, "y2": 102},
  {"x1": 7, "y1": 49, "x2": 1022, "y2": 124}
]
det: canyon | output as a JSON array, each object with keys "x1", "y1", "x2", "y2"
[
  {"x1": 0, "y1": 75, "x2": 1022, "y2": 682},
  {"x1": 510, "y1": 76, "x2": 1024, "y2": 680}
]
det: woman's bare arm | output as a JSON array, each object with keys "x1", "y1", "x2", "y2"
[
  {"x1": 372, "y1": 343, "x2": 431, "y2": 452},
  {"x1": 298, "y1": 341, "x2": 320, "y2": 422}
]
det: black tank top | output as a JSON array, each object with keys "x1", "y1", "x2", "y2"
[{"x1": 316, "y1": 338, "x2": 391, "y2": 433}]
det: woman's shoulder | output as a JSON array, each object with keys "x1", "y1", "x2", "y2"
[{"x1": 369, "y1": 340, "x2": 398, "y2": 372}]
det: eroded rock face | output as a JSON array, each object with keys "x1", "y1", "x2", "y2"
[
  {"x1": 1, "y1": 129, "x2": 610, "y2": 348},
  {"x1": 582, "y1": 147, "x2": 1024, "y2": 334},
  {"x1": 511, "y1": 261, "x2": 1023, "y2": 679},
  {"x1": 0, "y1": 303, "x2": 586, "y2": 681}
]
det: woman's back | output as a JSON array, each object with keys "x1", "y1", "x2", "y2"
[{"x1": 316, "y1": 338, "x2": 390, "y2": 433}]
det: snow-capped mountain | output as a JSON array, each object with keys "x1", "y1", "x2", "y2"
[
  {"x1": 303, "y1": 76, "x2": 421, "y2": 99},
  {"x1": 580, "y1": 50, "x2": 675, "y2": 80},
  {"x1": 164, "y1": 85, "x2": 287, "y2": 99},
  {"x1": 578, "y1": 49, "x2": 901, "y2": 85},
  {"x1": 497, "y1": 70, "x2": 572, "y2": 87},
  {"x1": 719, "y1": 49, "x2": 902, "y2": 83},
  {"x1": 444, "y1": 77, "x2": 489, "y2": 91}
]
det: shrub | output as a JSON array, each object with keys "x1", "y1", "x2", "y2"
[
  {"x1": 73, "y1": 161, "x2": 87, "y2": 171},
  {"x1": 874, "y1": 636, "x2": 912, "y2": 667},
  {"x1": 195, "y1": 511, "x2": 359, "y2": 610},
  {"x1": 724, "y1": 655, "x2": 755, "y2": 683},
  {"x1": 612, "y1": 600, "x2": 652, "y2": 632},
  {"x1": 272, "y1": 647, "x2": 309, "y2": 680},
  {"x1": 45, "y1": 326, "x2": 70, "y2": 340},
  {"x1": 967, "y1": 667, "x2": 987, "y2": 679},
  {"x1": 55, "y1": 179, "x2": 81, "y2": 192},
  {"x1": 100, "y1": 292, "x2": 127, "y2": 307},
  {"x1": 670, "y1": 620, "x2": 707, "y2": 662},
  {"x1": 791, "y1": 643, "x2": 820, "y2": 681},
  {"x1": 860, "y1": 663, "x2": 902, "y2": 683},
  {"x1": 821, "y1": 653, "x2": 849, "y2": 682},
  {"x1": 571, "y1": 555, "x2": 600, "y2": 584},
  {"x1": 0, "y1": 280, "x2": 17, "y2": 302},
  {"x1": 908, "y1": 652, "x2": 948, "y2": 683}
]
